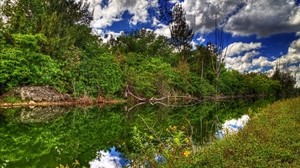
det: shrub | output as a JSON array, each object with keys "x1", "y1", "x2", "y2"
[{"x1": 75, "y1": 52, "x2": 123, "y2": 97}]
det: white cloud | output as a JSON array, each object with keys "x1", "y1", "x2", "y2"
[
  {"x1": 289, "y1": 65, "x2": 300, "y2": 88},
  {"x1": 223, "y1": 41, "x2": 276, "y2": 74},
  {"x1": 91, "y1": 29, "x2": 123, "y2": 43},
  {"x1": 276, "y1": 38, "x2": 300, "y2": 66},
  {"x1": 224, "y1": 42, "x2": 262, "y2": 57},
  {"x1": 272, "y1": 37, "x2": 300, "y2": 87},
  {"x1": 152, "y1": 17, "x2": 161, "y2": 27},
  {"x1": 224, "y1": 50, "x2": 259, "y2": 72},
  {"x1": 90, "y1": 0, "x2": 158, "y2": 29},
  {"x1": 288, "y1": 6, "x2": 300, "y2": 25},
  {"x1": 252, "y1": 56, "x2": 273, "y2": 67},
  {"x1": 181, "y1": 0, "x2": 300, "y2": 37},
  {"x1": 196, "y1": 36, "x2": 206, "y2": 44},
  {"x1": 154, "y1": 24, "x2": 171, "y2": 38}
]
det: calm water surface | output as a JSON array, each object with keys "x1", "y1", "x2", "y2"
[{"x1": 0, "y1": 99, "x2": 272, "y2": 167}]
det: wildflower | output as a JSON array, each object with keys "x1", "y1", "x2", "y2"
[
  {"x1": 181, "y1": 126, "x2": 186, "y2": 130},
  {"x1": 184, "y1": 138, "x2": 190, "y2": 144},
  {"x1": 183, "y1": 150, "x2": 191, "y2": 157},
  {"x1": 149, "y1": 135, "x2": 154, "y2": 140}
]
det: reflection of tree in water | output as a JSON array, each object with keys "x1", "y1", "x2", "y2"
[
  {"x1": 0, "y1": 98, "x2": 273, "y2": 167},
  {"x1": 0, "y1": 105, "x2": 128, "y2": 167},
  {"x1": 19, "y1": 107, "x2": 71, "y2": 123}
]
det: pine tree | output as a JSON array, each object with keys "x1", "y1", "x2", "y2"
[{"x1": 169, "y1": 3, "x2": 194, "y2": 59}]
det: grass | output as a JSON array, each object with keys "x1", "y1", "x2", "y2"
[{"x1": 189, "y1": 97, "x2": 300, "y2": 168}]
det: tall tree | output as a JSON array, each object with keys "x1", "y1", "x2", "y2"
[
  {"x1": 272, "y1": 64, "x2": 296, "y2": 98},
  {"x1": 169, "y1": 3, "x2": 194, "y2": 60}
]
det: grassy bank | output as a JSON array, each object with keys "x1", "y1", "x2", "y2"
[{"x1": 190, "y1": 97, "x2": 300, "y2": 167}]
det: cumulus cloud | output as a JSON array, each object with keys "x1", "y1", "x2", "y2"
[
  {"x1": 224, "y1": 42, "x2": 262, "y2": 57},
  {"x1": 278, "y1": 38, "x2": 300, "y2": 65},
  {"x1": 181, "y1": 0, "x2": 300, "y2": 37},
  {"x1": 154, "y1": 24, "x2": 171, "y2": 38},
  {"x1": 224, "y1": 38, "x2": 300, "y2": 87},
  {"x1": 223, "y1": 41, "x2": 275, "y2": 73},
  {"x1": 273, "y1": 37, "x2": 300, "y2": 87},
  {"x1": 252, "y1": 56, "x2": 273, "y2": 67},
  {"x1": 90, "y1": 0, "x2": 158, "y2": 29},
  {"x1": 289, "y1": 65, "x2": 300, "y2": 88},
  {"x1": 225, "y1": 51, "x2": 260, "y2": 72}
]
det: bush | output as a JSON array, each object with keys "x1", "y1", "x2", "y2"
[
  {"x1": 124, "y1": 54, "x2": 178, "y2": 97},
  {"x1": 0, "y1": 42, "x2": 61, "y2": 94},
  {"x1": 75, "y1": 52, "x2": 123, "y2": 97}
]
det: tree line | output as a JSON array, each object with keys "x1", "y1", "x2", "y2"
[{"x1": 0, "y1": 0, "x2": 298, "y2": 99}]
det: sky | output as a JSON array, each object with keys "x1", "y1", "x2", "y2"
[{"x1": 84, "y1": 0, "x2": 300, "y2": 87}]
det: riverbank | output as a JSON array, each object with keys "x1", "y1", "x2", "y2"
[
  {"x1": 0, "y1": 86, "x2": 126, "y2": 108},
  {"x1": 0, "y1": 86, "x2": 273, "y2": 108},
  {"x1": 189, "y1": 97, "x2": 300, "y2": 167}
]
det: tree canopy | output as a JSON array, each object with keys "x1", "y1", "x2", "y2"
[{"x1": 0, "y1": 0, "x2": 297, "y2": 98}]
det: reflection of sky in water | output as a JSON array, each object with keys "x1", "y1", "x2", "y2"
[
  {"x1": 90, "y1": 147, "x2": 129, "y2": 168},
  {"x1": 216, "y1": 114, "x2": 250, "y2": 139},
  {"x1": 90, "y1": 147, "x2": 168, "y2": 167}
]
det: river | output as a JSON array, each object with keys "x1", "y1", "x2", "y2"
[{"x1": 0, "y1": 98, "x2": 273, "y2": 167}]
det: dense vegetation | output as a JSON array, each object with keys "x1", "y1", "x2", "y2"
[{"x1": 0, "y1": 0, "x2": 298, "y2": 99}]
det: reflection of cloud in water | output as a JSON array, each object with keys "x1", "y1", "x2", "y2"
[
  {"x1": 90, "y1": 147, "x2": 129, "y2": 168},
  {"x1": 216, "y1": 115, "x2": 250, "y2": 139}
]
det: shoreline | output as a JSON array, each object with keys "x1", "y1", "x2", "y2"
[
  {"x1": 0, "y1": 94, "x2": 272, "y2": 108},
  {"x1": 0, "y1": 99, "x2": 127, "y2": 108}
]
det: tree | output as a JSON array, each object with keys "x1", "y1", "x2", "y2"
[
  {"x1": 169, "y1": 3, "x2": 194, "y2": 60},
  {"x1": 112, "y1": 29, "x2": 173, "y2": 59},
  {"x1": 1, "y1": 0, "x2": 94, "y2": 58},
  {"x1": 189, "y1": 45, "x2": 215, "y2": 79},
  {"x1": 272, "y1": 65, "x2": 296, "y2": 98}
]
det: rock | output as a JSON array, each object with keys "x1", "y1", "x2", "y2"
[{"x1": 15, "y1": 86, "x2": 70, "y2": 102}]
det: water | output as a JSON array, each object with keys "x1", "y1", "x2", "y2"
[{"x1": 0, "y1": 98, "x2": 272, "y2": 167}]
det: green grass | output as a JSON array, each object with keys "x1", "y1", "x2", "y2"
[
  {"x1": 189, "y1": 97, "x2": 300, "y2": 168},
  {"x1": 1, "y1": 96, "x2": 21, "y2": 103}
]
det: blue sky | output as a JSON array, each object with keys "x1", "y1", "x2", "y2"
[{"x1": 86, "y1": 0, "x2": 300, "y2": 87}]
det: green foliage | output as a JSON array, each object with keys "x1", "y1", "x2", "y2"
[
  {"x1": 189, "y1": 73, "x2": 215, "y2": 96},
  {"x1": 125, "y1": 54, "x2": 177, "y2": 97},
  {"x1": 0, "y1": 0, "x2": 293, "y2": 99},
  {"x1": 272, "y1": 67, "x2": 297, "y2": 98},
  {"x1": 0, "y1": 33, "x2": 61, "y2": 93},
  {"x1": 111, "y1": 29, "x2": 174, "y2": 61},
  {"x1": 75, "y1": 52, "x2": 123, "y2": 97},
  {"x1": 219, "y1": 70, "x2": 245, "y2": 95},
  {"x1": 129, "y1": 124, "x2": 194, "y2": 167},
  {"x1": 1, "y1": 96, "x2": 20, "y2": 103},
  {"x1": 189, "y1": 45, "x2": 215, "y2": 78},
  {"x1": 219, "y1": 70, "x2": 282, "y2": 97}
]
